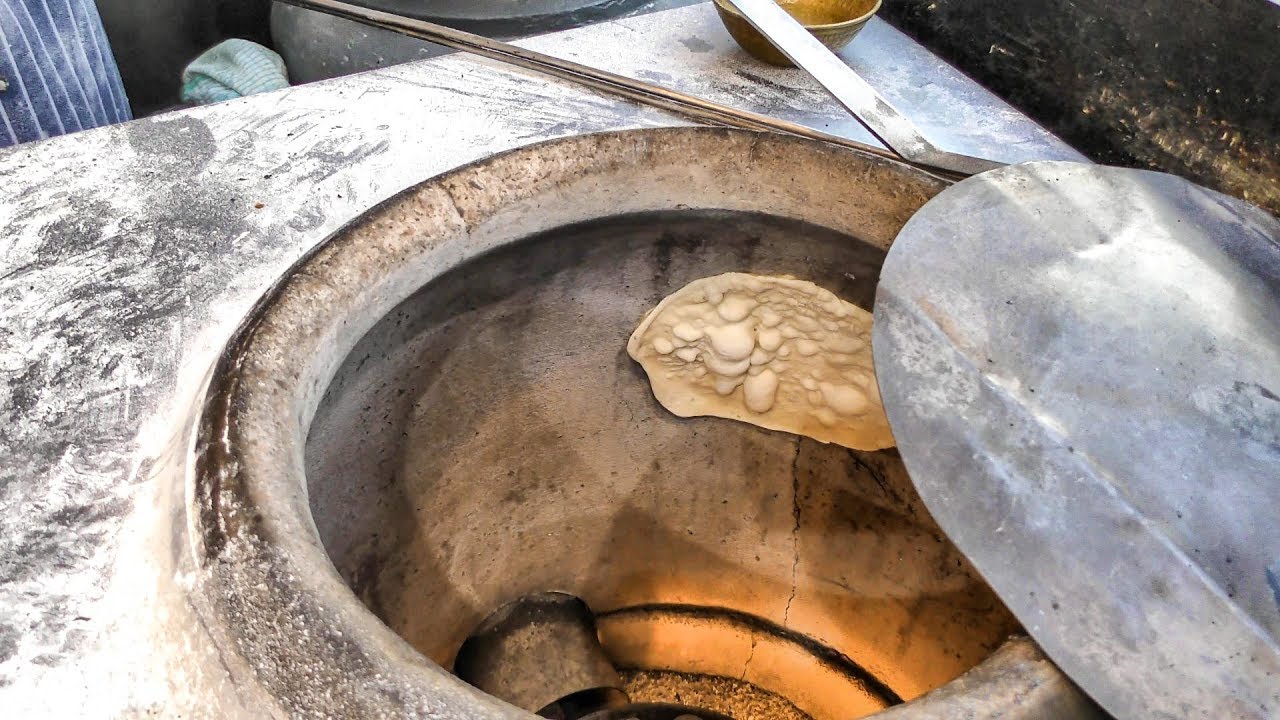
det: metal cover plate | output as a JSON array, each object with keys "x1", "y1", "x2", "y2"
[{"x1": 872, "y1": 161, "x2": 1280, "y2": 719}]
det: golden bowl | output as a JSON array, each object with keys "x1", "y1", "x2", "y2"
[{"x1": 712, "y1": 0, "x2": 882, "y2": 66}]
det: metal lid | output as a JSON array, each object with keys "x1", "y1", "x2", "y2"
[{"x1": 872, "y1": 161, "x2": 1280, "y2": 719}]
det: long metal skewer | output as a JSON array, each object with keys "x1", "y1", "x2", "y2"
[
  {"x1": 725, "y1": 0, "x2": 1003, "y2": 176},
  {"x1": 276, "y1": 0, "x2": 971, "y2": 182}
]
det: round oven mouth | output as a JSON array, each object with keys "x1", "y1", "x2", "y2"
[{"x1": 188, "y1": 127, "x2": 1095, "y2": 719}]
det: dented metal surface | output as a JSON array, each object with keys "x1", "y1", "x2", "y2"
[{"x1": 874, "y1": 161, "x2": 1280, "y2": 719}]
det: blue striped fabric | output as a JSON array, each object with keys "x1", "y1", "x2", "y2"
[{"x1": 0, "y1": 0, "x2": 132, "y2": 147}]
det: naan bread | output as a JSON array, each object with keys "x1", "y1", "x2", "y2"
[{"x1": 628, "y1": 273, "x2": 894, "y2": 450}]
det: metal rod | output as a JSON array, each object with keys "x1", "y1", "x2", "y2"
[
  {"x1": 724, "y1": 0, "x2": 1003, "y2": 176},
  {"x1": 275, "y1": 0, "x2": 969, "y2": 182}
]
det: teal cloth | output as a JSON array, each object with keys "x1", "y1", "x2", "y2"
[{"x1": 181, "y1": 39, "x2": 289, "y2": 105}]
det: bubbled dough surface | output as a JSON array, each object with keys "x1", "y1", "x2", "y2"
[{"x1": 628, "y1": 272, "x2": 894, "y2": 450}]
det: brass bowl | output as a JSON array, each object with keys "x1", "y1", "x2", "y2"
[{"x1": 712, "y1": 0, "x2": 882, "y2": 66}]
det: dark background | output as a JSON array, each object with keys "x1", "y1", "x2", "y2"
[
  {"x1": 878, "y1": 0, "x2": 1280, "y2": 215},
  {"x1": 96, "y1": 0, "x2": 271, "y2": 115}
]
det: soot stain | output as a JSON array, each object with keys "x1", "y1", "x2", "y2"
[
  {"x1": 126, "y1": 115, "x2": 217, "y2": 175},
  {"x1": 680, "y1": 36, "x2": 715, "y2": 53},
  {"x1": 653, "y1": 229, "x2": 705, "y2": 280}
]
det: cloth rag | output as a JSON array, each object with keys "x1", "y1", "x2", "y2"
[{"x1": 181, "y1": 39, "x2": 288, "y2": 105}]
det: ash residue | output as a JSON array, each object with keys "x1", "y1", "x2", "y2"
[{"x1": 622, "y1": 668, "x2": 812, "y2": 720}]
